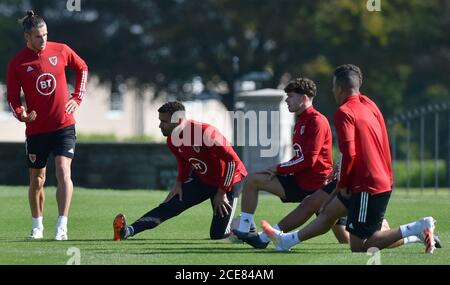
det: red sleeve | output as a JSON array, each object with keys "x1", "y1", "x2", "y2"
[
  {"x1": 6, "y1": 60, "x2": 24, "y2": 121},
  {"x1": 204, "y1": 126, "x2": 237, "y2": 192},
  {"x1": 64, "y1": 44, "x2": 88, "y2": 105},
  {"x1": 277, "y1": 117, "x2": 326, "y2": 174},
  {"x1": 167, "y1": 139, "x2": 191, "y2": 182},
  {"x1": 334, "y1": 109, "x2": 356, "y2": 188}
]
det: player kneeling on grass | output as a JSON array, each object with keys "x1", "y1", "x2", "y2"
[
  {"x1": 232, "y1": 77, "x2": 350, "y2": 249},
  {"x1": 113, "y1": 101, "x2": 247, "y2": 241},
  {"x1": 261, "y1": 64, "x2": 441, "y2": 253}
]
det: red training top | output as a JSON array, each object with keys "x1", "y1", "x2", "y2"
[
  {"x1": 167, "y1": 120, "x2": 247, "y2": 192},
  {"x1": 277, "y1": 106, "x2": 333, "y2": 191},
  {"x1": 7, "y1": 41, "x2": 88, "y2": 136},
  {"x1": 334, "y1": 94, "x2": 393, "y2": 194}
]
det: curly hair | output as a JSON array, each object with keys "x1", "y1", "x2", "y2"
[
  {"x1": 284, "y1": 77, "x2": 317, "y2": 98},
  {"x1": 333, "y1": 64, "x2": 363, "y2": 90},
  {"x1": 158, "y1": 101, "x2": 185, "y2": 115}
]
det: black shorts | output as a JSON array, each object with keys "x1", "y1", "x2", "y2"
[
  {"x1": 321, "y1": 179, "x2": 337, "y2": 194},
  {"x1": 339, "y1": 191, "x2": 391, "y2": 239},
  {"x1": 277, "y1": 175, "x2": 311, "y2": 203},
  {"x1": 277, "y1": 175, "x2": 336, "y2": 203},
  {"x1": 25, "y1": 125, "x2": 76, "y2": 169}
]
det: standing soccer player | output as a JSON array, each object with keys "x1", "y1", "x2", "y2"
[
  {"x1": 232, "y1": 77, "x2": 349, "y2": 249},
  {"x1": 113, "y1": 101, "x2": 247, "y2": 240},
  {"x1": 262, "y1": 64, "x2": 438, "y2": 253},
  {"x1": 7, "y1": 11, "x2": 88, "y2": 240}
]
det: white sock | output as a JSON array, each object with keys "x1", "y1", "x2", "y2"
[
  {"x1": 32, "y1": 217, "x2": 43, "y2": 229},
  {"x1": 238, "y1": 212, "x2": 254, "y2": 232},
  {"x1": 403, "y1": 235, "x2": 421, "y2": 244},
  {"x1": 56, "y1": 216, "x2": 68, "y2": 229},
  {"x1": 399, "y1": 220, "x2": 421, "y2": 237},
  {"x1": 281, "y1": 231, "x2": 301, "y2": 248},
  {"x1": 259, "y1": 224, "x2": 280, "y2": 243}
]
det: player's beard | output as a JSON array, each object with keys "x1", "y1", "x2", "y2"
[
  {"x1": 29, "y1": 40, "x2": 46, "y2": 52},
  {"x1": 161, "y1": 128, "x2": 171, "y2": 137}
]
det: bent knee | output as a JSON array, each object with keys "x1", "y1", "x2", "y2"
[
  {"x1": 30, "y1": 173, "x2": 46, "y2": 188},
  {"x1": 56, "y1": 169, "x2": 71, "y2": 183},
  {"x1": 245, "y1": 173, "x2": 270, "y2": 188}
]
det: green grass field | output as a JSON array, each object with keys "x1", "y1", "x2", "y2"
[{"x1": 0, "y1": 186, "x2": 448, "y2": 265}]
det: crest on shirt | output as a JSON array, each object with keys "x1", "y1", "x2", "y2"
[
  {"x1": 192, "y1": 146, "x2": 200, "y2": 153},
  {"x1": 28, "y1": 154, "x2": 36, "y2": 163},
  {"x1": 49, "y1": 56, "x2": 57, "y2": 66},
  {"x1": 300, "y1": 125, "x2": 305, "y2": 135}
]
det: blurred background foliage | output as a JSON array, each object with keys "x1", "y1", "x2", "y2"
[{"x1": 0, "y1": 0, "x2": 448, "y2": 118}]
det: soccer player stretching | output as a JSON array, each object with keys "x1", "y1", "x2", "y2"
[
  {"x1": 263, "y1": 64, "x2": 438, "y2": 253},
  {"x1": 113, "y1": 101, "x2": 247, "y2": 240},
  {"x1": 233, "y1": 77, "x2": 349, "y2": 249}
]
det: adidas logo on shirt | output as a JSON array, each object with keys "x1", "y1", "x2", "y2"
[
  {"x1": 68, "y1": 148, "x2": 74, "y2": 154},
  {"x1": 26, "y1": 66, "x2": 34, "y2": 72}
]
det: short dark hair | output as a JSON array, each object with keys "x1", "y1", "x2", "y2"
[
  {"x1": 284, "y1": 77, "x2": 317, "y2": 98},
  {"x1": 333, "y1": 64, "x2": 363, "y2": 91},
  {"x1": 20, "y1": 10, "x2": 46, "y2": 33},
  {"x1": 158, "y1": 101, "x2": 185, "y2": 116}
]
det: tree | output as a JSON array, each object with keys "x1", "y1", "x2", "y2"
[{"x1": 1, "y1": 0, "x2": 449, "y2": 117}]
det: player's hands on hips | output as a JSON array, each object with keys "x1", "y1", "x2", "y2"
[
  {"x1": 214, "y1": 188, "x2": 231, "y2": 218},
  {"x1": 164, "y1": 181, "x2": 183, "y2": 203},
  {"x1": 19, "y1": 106, "x2": 37, "y2": 123},
  {"x1": 65, "y1": 99, "x2": 79, "y2": 114}
]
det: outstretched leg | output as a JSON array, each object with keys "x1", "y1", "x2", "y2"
[{"x1": 115, "y1": 177, "x2": 210, "y2": 240}]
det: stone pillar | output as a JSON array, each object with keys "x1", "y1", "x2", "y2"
[{"x1": 236, "y1": 88, "x2": 294, "y2": 174}]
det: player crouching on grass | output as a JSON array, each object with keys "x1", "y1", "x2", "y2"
[
  {"x1": 113, "y1": 101, "x2": 247, "y2": 241},
  {"x1": 232, "y1": 77, "x2": 350, "y2": 249}
]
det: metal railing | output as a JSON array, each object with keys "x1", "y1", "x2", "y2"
[{"x1": 387, "y1": 102, "x2": 450, "y2": 193}]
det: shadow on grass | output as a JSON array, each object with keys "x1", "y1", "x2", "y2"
[
  {"x1": 89, "y1": 246, "x2": 349, "y2": 256},
  {"x1": 4, "y1": 237, "x2": 210, "y2": 242}
]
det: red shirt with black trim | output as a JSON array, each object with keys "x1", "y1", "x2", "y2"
[
  {"x1": 167, "y1": 120, "x2": 247, "y2": 192},
  {"x1": 334, "y1": 94, "x2": 393, "y2": 194},
  {"x1": 277, "y1": 106, "x2": 333, "y2": 191},
  {"x1": 7, "y1": 42, "x2": 88, "y2": 136}
]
